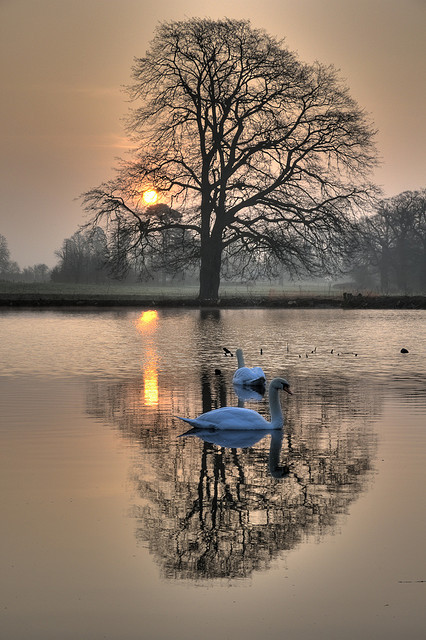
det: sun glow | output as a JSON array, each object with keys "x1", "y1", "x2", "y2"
[
  {"x1": 142, "y1": 189, "x2": 159, "y2": 205},
  {"x1": 135, "y1": 310, "x2": 158, "y2": 330}
]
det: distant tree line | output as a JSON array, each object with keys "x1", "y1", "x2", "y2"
[
  {"x1": 0, "y1": 234, "x2": 50, "y2": 283},
  {"x1": 347, "y1": 188, "x2": 426, "y2": 294},
  {"x1": 51, "y1": 225, "x2": 195, "y2": 285},
  {"x1": 51, "y1": 227, "x2": 111, "y2": 284}
]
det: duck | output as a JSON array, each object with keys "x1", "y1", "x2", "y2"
[
  {"x1": 232, "y1": 348, "x2": 266, "y2": 387},
  {"x1": 176, "y1": 377, "x2": 292, "y2": 430}
]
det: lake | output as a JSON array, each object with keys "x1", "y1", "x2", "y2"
[{"x1": 1, "y1": 307, "x2": 425, "y2": 639}]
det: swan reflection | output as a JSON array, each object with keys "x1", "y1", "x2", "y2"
[
  {"x1": 233, "y1": 383, "x2": 265, "y2": 403},
  {"x1": 179, "y1": 427, "x2": 290, "y2": 478}
]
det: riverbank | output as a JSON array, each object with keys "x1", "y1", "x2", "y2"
[{"x1": 1, "y1": 289, "x2": 426, "y2": 309}]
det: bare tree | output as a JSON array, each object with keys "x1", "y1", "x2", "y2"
[
  {"x1": 82, "y1": 18, "x2": 378, "y2": 303},
  {"x1": 52, "y1": 228, "x2": 110, "y2": 283},
  {"x1": 356, "y1": 211, "x2": 395, "y2": 293},
  {"x1": 21, "y1": 264, "x2": 51, "y2": 283},
  {"x1": 0, "y1": 234, "x2": 11, "y2": 275},
  {"x1": 0, "y1": 234, "x2": 20, "y2": 280},
  {"x1": 347, "y1": 188, "x2": 426, "y2": 293},
  {"x1": 412, "y1": 189, "x2": 426, "y2": 290}
]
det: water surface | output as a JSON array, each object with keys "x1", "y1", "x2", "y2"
[{"x1": 1, "y1": 308, "x2": 425, "y2": 639}]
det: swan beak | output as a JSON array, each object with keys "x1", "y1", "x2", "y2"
[{"x1": 283, "y1": 385, "x2": 293, "y2": 395}]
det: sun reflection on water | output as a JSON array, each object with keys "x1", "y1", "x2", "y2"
[
  {"x1": 135, "y1": 310, "x2": 158, "y2": 331},
  {"x1": 134, "y1": 310, "x2": 159, "y2": 406},
  {"x1": 143, "y1": 356, "x2": 159, "y2": 406}
]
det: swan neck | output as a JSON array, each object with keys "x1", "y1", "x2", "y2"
[
  {"x1": 236, "y1": 349, "x2": 245, "y2": 368},
  {"x1": 269, "y1": 383, "x2": 284, "y2": 428}
]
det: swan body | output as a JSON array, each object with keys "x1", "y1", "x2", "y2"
[
  {"x1": 232, "y1": 348, "x2": 266, "y2": 387},
  {"x1": 177, "y1": 377, "x2": 291, "y2": 430}
]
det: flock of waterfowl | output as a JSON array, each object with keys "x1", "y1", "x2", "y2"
[{"x1": 177, "y1": 343, "x2": 410, "y2": 433}]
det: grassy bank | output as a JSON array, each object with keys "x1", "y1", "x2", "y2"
[
  {"x1": 1, "y1": 281, "x2": 426, "y2": 309},
  {"x1": 0, "y1": 281, "x2": 339, "y2": 308}
]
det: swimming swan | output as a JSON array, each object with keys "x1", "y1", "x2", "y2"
[
  {"x1": 232, "y1": 348, "x2": 266, "y2": 387},
  {"x1": 176, "y1": 377, "x2": 292, "y2": 430}
]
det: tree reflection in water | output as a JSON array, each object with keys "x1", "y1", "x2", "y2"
[
  {"x1": 180, "y1": 428, "x2": 290, "y2": 477},
  {"x1": 86, "y1": 367, "x2": 378, "y2": 581}
]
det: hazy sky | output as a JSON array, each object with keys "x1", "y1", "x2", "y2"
[{"x1": 1, "y1": 0, "x2": 425, "y2": 268}]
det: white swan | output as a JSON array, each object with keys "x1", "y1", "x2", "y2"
[
  {"x1": 176, "y1": 377, "x2": 292, "y2": 430},
  {"x1": 232, "y1": 348, "x2": 266, "y2": 387}
]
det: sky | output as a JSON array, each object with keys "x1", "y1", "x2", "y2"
[{"x1": 1, "y1": 0, "x2": 425, "y2": 268}]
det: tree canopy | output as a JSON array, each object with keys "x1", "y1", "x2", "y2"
[
  {"x1": 349, "y1": 189, "x2": 426, "y2": 293},
  {"x1": 82, "y1": 18, "x2": 378, "y2": 303}
]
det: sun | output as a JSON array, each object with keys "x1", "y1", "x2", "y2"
[{"x1": 142, "y1": 189, "x2": 159, "y2": 205}]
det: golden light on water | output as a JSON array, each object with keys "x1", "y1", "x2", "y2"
[
  {"x1": 143, "y1": 361, "x2": 159, "y2": 406},
  {"x1": 134, "y1": 311, "x2": 160, "y2": 406},
  {"x1": 142, "y1": 189, "x2": 159, "y2": 205},
  {"x1": 135, "y1": 310, "x2": 158, "y2": 331}
]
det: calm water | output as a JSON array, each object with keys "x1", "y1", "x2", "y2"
[{"x1": 1, "y1": 308, "x2": 425, "y2": 639}]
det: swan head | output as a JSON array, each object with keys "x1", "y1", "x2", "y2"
[{"x1": 270, "y1": 377, "x2": 292, "y2": 395}]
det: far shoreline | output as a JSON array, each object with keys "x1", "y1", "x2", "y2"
[{"x1": 1, "y1": 292, "x2": 426, "y2": 310}]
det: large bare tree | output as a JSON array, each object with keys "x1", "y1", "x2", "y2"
[{"x1": 82, "y1": 18, "x2": 378, "y2": 303}]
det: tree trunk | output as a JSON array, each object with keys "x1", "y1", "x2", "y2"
[
  {"x1": 420, "y1": 242, "x2": 426, "y2": 293},
  {"x1": 198, "y1": 233, "x2": 223, "y2": 305},
  {"x1": 379, "y1": 245, "x2": 390, "y2": 294},
  {"x1": 395, "y1": 240, "x2": 408, "y2": 294}
]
